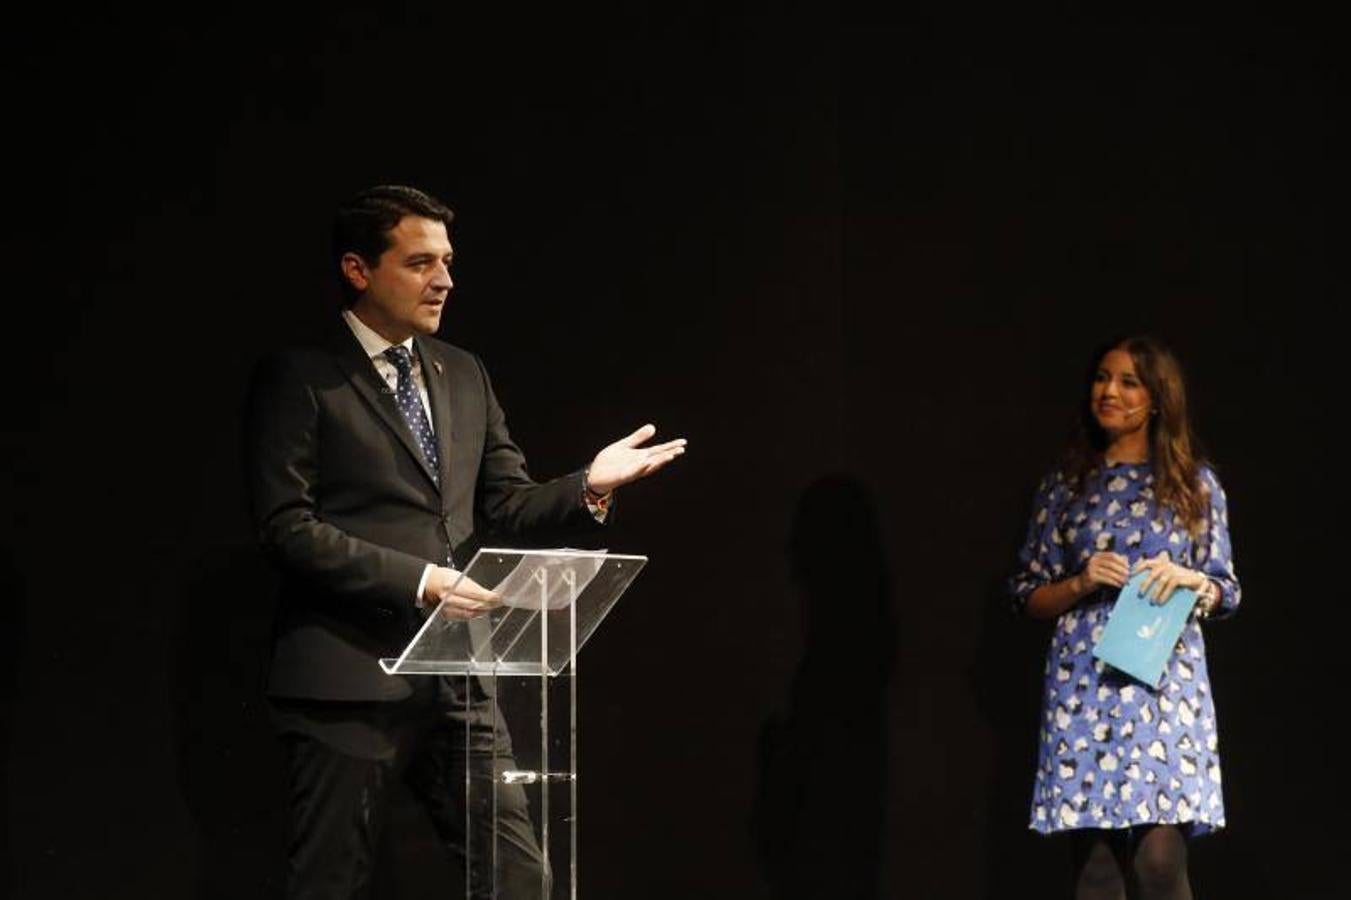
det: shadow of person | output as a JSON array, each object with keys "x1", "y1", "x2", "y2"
[
  {"x1": 171, "y1": 544, "x2": 288, "y2": 899},
  {"x1": 967, "y1": 574, "x2": 1065, "y2": 897},
  {"x1": 0, "y1": 546, "x2": 23, "y2": 886},
  {"x1": 753, "y1": 476, "x2": 895, "y2": 900}
]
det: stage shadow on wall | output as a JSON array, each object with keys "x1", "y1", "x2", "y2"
[
  {"x1": 1, "y1": 547, "x2": 24, "y2": 890},
  {"x1": 172, "y1": 545, "x2": 288, "y2": 899},
  {"x1": 753, "y1": 476, "x2": 896, "y2": 900},
  {"x1": 967, "y1": 576, "x2": 1068, "y2": 897}
]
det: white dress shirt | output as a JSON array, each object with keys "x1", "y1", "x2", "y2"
[{"x1": 342, "y1": 309, "x2": 434, "y2": 429}]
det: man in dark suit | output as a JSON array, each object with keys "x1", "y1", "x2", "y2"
[{"x1": 244, "y1": 185, "x2": 684, "y2": 899}]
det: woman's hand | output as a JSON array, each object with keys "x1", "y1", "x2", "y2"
[
  {"x1": 1078, "y1": 551, "x2": 1131, "y2": 593},
  {"x1": 1133, "y1": 552, "x2": 1208, "y2": 606}
]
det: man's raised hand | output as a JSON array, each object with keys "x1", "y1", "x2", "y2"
[{"x1": 585, "y1": 424, "x2": 687, "y2": 496}]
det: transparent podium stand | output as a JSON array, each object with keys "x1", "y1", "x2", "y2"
[{"x1": 381, "y1": 549, "x2": 646, "y2": 899}]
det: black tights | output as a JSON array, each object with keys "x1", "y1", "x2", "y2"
[{"x1": 1071, "y1": 826, "x2": 1192, "y2": 900}]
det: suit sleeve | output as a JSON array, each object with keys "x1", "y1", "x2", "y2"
[
  {"x1": 472, "y1": 354, "x2": 599, "y2": 539},
  {"x1": 243, "y1": 352, "x2": 428, "y2": 607}
]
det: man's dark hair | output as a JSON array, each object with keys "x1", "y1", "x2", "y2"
[{"x1": 332, "y1": 185, "x2": 455, "y2": 306}]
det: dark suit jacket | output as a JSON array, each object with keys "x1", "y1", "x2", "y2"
[{"x1": 244, "y1": 317, "x2": 597, "y2": 703}]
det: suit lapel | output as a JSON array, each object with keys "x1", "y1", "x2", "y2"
[
  {"x1": 415, "y1": 336, "x2": 455, "y2": 495},
  {"x1": 328, "y1": 323, "x2": 442, "y2": 492}
]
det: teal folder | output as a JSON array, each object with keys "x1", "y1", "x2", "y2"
[{"x1": 1091, "y1": 571, "x2": 1198, "y2": 688}]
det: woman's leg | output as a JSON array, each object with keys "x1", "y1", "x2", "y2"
[
  {"x1": 1072, "y1": 830, "x2": 1129, "y2": 900},
  {"x1": 1130, "y1": 825, "x2": 1192, "y2": 900}
]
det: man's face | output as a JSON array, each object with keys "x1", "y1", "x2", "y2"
[{"x1": 345, "y1": 215, "x2": 453, "y2": 342}]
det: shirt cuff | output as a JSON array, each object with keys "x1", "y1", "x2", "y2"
[
  {"x1": 415, "y1": 563, "x2": 435, "y2": 608},
  {"x1": 581, "y1": 470, "x2": 611, "y2": 522},
  {"x1": 585, "y1": 492, "x2": 611, "y2": 523}
]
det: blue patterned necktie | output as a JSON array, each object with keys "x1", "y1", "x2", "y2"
[{"x1": 382, "y1": 345, "x2": 440, "y2": 484}]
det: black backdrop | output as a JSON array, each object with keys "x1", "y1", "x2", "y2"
[{"x1": 4, "y1": 6, "x2": 1343, "y2": 898}]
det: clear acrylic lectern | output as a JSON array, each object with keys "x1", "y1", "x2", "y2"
[{"x1": 381, "y1": 548, "x2": 646, "y2": 899}]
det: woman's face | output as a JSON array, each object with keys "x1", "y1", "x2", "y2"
[{"x1": 1090, "y1": 348, "x2": 1152, "y2": 438}]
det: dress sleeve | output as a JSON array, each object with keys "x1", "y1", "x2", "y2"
[
  {"x1": 1009, "y1": 470, "x2": 1071, "y2": 615},
  {"x1": 1194, "y1": 466, "x2": 1242, "y2": 620}
]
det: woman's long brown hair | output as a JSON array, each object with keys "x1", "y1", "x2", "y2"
[{"x1": 1063, "y1": 336, "x2": 1211, "y2": 535}]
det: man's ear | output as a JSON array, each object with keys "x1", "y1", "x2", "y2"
[{"x1": 340, "y1": 252, "x2": 371, "y2": 293}]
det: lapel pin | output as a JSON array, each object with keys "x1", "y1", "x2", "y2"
[{"x1": 432, "y1": 360, "x2": 443, "y2": 375}]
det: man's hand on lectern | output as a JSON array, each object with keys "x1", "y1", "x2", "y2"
[{"x1": 422, "y1": 567, "x2": 502, "y2": 620}]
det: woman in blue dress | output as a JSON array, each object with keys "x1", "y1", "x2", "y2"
[{"x1": 1009, "y1": 336, "x2": 1240, "y2": 900}]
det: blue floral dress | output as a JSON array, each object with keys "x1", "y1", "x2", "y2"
[{"x1": 1009, "y1": 460, "x2": 1240, "y2": 836}]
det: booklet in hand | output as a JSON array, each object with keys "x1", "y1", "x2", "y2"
[{"x1": 1092, "y1": 570, "x2": 1199, "y2": 688}]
